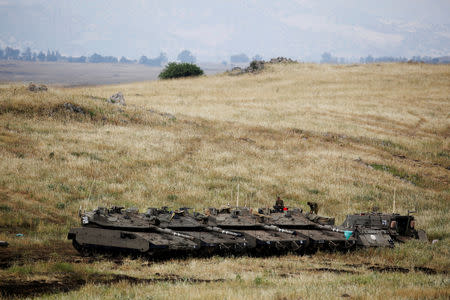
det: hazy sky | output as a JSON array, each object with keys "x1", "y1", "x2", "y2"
[{"x1": 1, "y1": 0, "x2": 449, "y2": 61}]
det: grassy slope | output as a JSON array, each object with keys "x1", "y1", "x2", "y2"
[{"x1": 0, "y1": 63, "x2": 449, "y2": 299}]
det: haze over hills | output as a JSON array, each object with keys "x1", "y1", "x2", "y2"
[{"x1": 1, "y1": 0, "x2": 449, "y2": 62}]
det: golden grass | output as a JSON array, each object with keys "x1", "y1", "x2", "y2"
[
  {"x1": 4, "y1": 254, "x2": 448, "y2": 300},
  {"x1": 0, "y1": 62, "x2": 449, "y2": 299}
]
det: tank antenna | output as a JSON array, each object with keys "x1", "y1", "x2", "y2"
[
  {"x1": 236, "y1": 183, "x2": 240, "y2": 208},
  {"x1": 231, "y1": 189, "x2": 233, "y2": 207},
  {"x1": 87, "y1": 179, "x2": 95, "y2": 202},
  {"x1": 393, "y1": 188, "x2": 396, "y2": 213}
]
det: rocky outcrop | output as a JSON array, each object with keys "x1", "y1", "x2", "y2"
[
  {"x1": 268, "y1": 57, "x2": 296, "y2": 64},
  {"x1": 28, "y1": 83, "x2": 48, "y2": 92},
  {"x1": 228, "y1": 60, "x2": 265, "y2": 76},
  {"x1": 228, "y1": 57, "x2": 297, "y2": 76},
  {"x1": 108, "y1": 92, "x2": 126, "y2": 105}
]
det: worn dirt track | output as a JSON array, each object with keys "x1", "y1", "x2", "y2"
[
  {"x1": 0, "y1": 241, "x2": 80, "y2": 269},
  {"x1": 0, "y1": 273, "x2": 226, "y2": 299}
]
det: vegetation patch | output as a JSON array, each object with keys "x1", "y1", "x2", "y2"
[
  {"x1": 369, "y1": 163, "x2": 424, "y2": 186},
  {"x1": 0, "y1": 204, "x2": 11, "y2": 212},
  {"x1": 56, "y1": 202, "x2": 66, "y2": 210},
  {"x1": 158, "y1": 62, "x2": 204, "y2": 79},
  {"x1": 51, "y1": 262, "x2": 75, "y2": 273}
]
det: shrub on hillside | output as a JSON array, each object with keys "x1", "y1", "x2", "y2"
[{"x1": 158, "y1": 62, "x2": 204, "y2": 79}]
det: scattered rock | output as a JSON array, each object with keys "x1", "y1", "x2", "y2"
[
  {"x1": 63, "y1": 103, "x2": 85, "y2": 114},
  {"x1": 228, "y1": 59, "x2": 269, "y2": 76},
  {"x1": 108, "y1": 92, "x2": 126, "y2": 105},
  {"x1": 28, "y1": 82, "x2": 48, "y2": 92}
]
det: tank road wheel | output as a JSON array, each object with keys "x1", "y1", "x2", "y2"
[{"x1": 72, "y1": 240, "x2": 93, "y2": 257}]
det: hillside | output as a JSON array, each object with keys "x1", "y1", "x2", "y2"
[{"x1": 0, "y1": 63, "x2": 449, "y2": 299}]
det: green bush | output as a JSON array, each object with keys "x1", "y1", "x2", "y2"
[{"x1": 158, "y1": 62, "x2": 204, "y2": 79}]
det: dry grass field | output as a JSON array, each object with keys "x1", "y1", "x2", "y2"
[{"x1": 0, "y1": 62, "x2": 449, "y2": 299}]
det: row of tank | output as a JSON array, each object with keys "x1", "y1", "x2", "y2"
[{"x1": 68, "y1": 201, "x2": 427, "y2": 258}]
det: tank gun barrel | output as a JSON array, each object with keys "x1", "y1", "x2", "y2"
[
  {"x1": 252, "y1": 211, "x2": 272, "y2": 218},
  {"x1": 313, "y1": 223, "x2": 345, "y2": 233},
  {"x1": 263, "y1": 225, "x2": 295, "y2": 235},
  {"x1": 151, "y1": 226, "x2": 195, "y2": 240},
  {"x1": 206, "y1": 226, "x2": 242, "y2": 237}
]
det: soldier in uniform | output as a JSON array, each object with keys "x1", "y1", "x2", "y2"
[
  {"x1": 273, "y1": 196, "x2": 285, "y2": 212},
  {"x1": 307, "y1": 201, "x2": 319, "y2": 214}
]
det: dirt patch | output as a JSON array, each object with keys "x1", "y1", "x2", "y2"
[
  {"x1": 309, "y1": 267, "x2": 358, "y2": 274},
  {"x1": 0, "y1": 241, "x2": 79, "y2": 269},
  {"x1": 348, "y1": 263, "x2": 446, "y2": 275},
  {"x1": 413, "y1": 266, "x2": 440, "y2": 275},
  {"x1": 0, "y1": 273, "x2": 226, "y2": 299},
  {"x1": 369, "y1": 265, "x2": 410, "y2": 273}
]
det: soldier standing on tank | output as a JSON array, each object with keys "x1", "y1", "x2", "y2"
[{"x1": 307, "y1": 201, "x2": 319, "y2": 214}]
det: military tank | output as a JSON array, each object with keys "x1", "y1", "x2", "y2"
[
  {"x1": 258, "y1": 205, "x2": 356, "y2": 252},
  {"x1": 68, "y1": 199, "x2": 427, "y2": 258},
  {"x1": 205, "y1": 206, "x2": 308, "y2": 255},
  {"x1": 68, "y1": 206, "x2": 199, "y2": 257}
]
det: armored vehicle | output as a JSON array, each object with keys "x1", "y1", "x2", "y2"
[
  {"x1": 68, "y1": 206, "x2": 198, "y2": 257},
  {"x1": 68, "y1": 206, "x2": 248, "y2": 257},
  {"x1": 259, "y1": 207, "x2": 356, "y2": 252},
  {"x1": 205, "y1": 206, "x2": 308, "y2": 255},
  {"x1": 340, "y1": 212, "x2": 428, "y2": 247},
  {"x1": 145, "y1": 206, "x2": 249, "y2": 256},
  {"x1": 68, "y1": 199, "x2": 427, "y2": 258}
]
